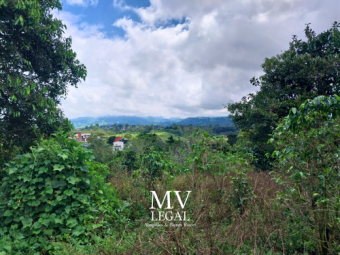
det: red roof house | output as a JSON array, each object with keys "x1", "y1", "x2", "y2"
[{"x1": 114, "y1": 136, "x2": 123, "y2": 142}]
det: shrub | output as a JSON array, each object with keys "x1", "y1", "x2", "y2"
[
  {"x1": 140, "y1": 148, "x2": 174, "y2": 179},
  {"x1": 109, "y1": 150, "x2": 139, "y2": 173},
  {"x1": 87, "y1": 136, "x2": 113, "y2": 164},
  {"x1": 0, "y1": 132, "x2": 122, "y2": 254},
  {"x1": 271, "y1": 95, "x2": 340, "y2": 255},
  {"x1": 107, "y1": 136, "x2": 116, "y2": 144}
]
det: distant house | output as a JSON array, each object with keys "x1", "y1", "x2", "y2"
[
  {"x1": 69, "y1": 133, "x2": 91, "y2": 142},
  {"x1": 81, "y1": 133, "x2": 91, "y2": 142},
  {"x1": 113, "y1": 136, "x2": 129, "y2": 151}
]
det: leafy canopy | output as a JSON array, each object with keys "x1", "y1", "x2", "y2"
[
  {"x1": 0, "y1": 0, "x2": 86, "y2": 165},
  {"x1": 227, "y1": 22, "x2": 340, "y2": 155},
  {"x1": 107, "y1": 136, "x2": 117, "y2": 145}
]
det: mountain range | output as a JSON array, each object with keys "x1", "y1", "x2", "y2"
[{"x1": 70, "y1": 116, "x2": 234, "y2": 128}]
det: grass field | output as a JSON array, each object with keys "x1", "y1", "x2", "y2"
[
  {"x1": 154, "y1": 131, "x2": 180, "y2": 141},
  {"x1": 113, "y1": 133, "x2": 139, "y2": 139},
  {"x1": 111, "y1": 131, "x2": 179, "y2": 142}
]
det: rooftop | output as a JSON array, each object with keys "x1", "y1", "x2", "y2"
[{"x1": 114, "y1": 136, "x2": 123, "y2": 142}]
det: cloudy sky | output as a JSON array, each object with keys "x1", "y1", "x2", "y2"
[{"x1": 57, "y1": 0, "x2": 339, "y2": 119}]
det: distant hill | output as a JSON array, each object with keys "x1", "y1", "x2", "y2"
[
  {"x1": 69, "y1": 116, "x2": 233, "y2": 128},
  {"x1": 70, "y1": 116, "x2": 176, "y2": 128},
  {"x1": 174, "y1": 117, "x2": 233, "y2": 126}
]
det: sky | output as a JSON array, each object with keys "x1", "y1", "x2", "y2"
[{"x1": 56, "y1": 0, "x2": 340, "y2": 119}]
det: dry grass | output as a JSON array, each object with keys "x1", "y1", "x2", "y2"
[{"x1": 108, "y1": 170, "x2": 289, "y2": 255}]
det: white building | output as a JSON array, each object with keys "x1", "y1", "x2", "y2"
[{"x1": 113, "y1": 136, "x2": 129, "y2": 151}]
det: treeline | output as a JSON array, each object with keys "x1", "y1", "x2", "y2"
[{"x1": 80, "y1": 123, "x2": 237, "y2": 137}]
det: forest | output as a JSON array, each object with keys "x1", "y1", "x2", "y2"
[{"x1": 1, "y1": 1, "x2": 340, "y2": 254}]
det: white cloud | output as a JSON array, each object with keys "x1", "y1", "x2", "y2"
[
  {"x1": 65, "y1": 0, "x2": 99, "y2": 7},
  {"x1": 58, "y1": 0, "x2": 340, "y2": 118}
]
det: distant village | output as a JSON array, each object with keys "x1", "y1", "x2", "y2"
[{"x1": 69, "y1": 133, "x2": 129, "y2": 151}]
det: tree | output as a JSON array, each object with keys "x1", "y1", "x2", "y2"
[
  {"x1": 142, "y1": 125, "x2": 153, "y2": 134},
  {"x1": 87, "y1": 136, "x2": 113, "y2": 164},
  {"x1": 0, "y1": 0, "x2": 86, "y2": 166},
  {"x1": 227, "y1": 22, "x2": 340, "y2": 165},
  {"x1": 136, "y1": 133, "x2": 164, "y2": 151},
  {"x1": 166, "y1": 135, "x2": 175, "y2": 145},
  {"x1": 107, "y1": 136, "x2": 116, "y2": 144},
  {"x1": 271, "y1": 95, "x2": 340, "y2": 255},
  {"x1": 226, "y1": 134, "x2": 237, "y2": 146},
  {"x1": 110, "y1": 149, "x2": 138, "y2": 172}
]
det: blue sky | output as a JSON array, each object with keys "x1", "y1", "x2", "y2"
[
  {"x1": 60, "y1": 0, "x2": 150, "y2": 37},
  {"x1": 56, "y1": 0, "x2": 340, "y2": 119},
  {"x1": 60, "y1": 0, "x2": 187, "y2": 38}
]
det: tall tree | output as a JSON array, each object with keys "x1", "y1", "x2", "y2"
[
  {"x1": 227, "y1": 22, "x2": 340, "y2": 167},
  {"x1": 166, "y1": 135, "x2": 175, "y2": 145},
  {"x1": 107, "y1": 136, "x2": 116, "y2": 144},
  {"x1": 0, "y1": 0, "x2": 86, "y2": 165}
]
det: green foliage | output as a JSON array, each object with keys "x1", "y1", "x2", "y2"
[
  {"x1": 249, "y1": 146, "x2": 272, "y2": 170},
  {"x1": 107, "y1": 136, "x2": 116, "y2": 144},
  {"x1": 109, "y1": 150, "x2": 138, "y2": 172},
  {"x1": 166, "y1": 135, "x2": 175, "y2": 145},
  {"x1": 228, "y1": 169, "x2": 252, "y2": 215},
  {"x1": 209, "y1": 137, "x2": 231, "y2": 154},
  {"x1": 186, "y1": 130, "x2": 254, "y2": 216},
  {"x1": 136, "y1": 133, "x2": 164, "y2": 151},
  {"x1": 226, "y1": 133, "x2": 237, "y2": 146},
  {"x1": 186, "y1": 130, "x2": 210, "y2": 172},
  {"x1": 174, "y1": 117, "x2": 233, "y2": 126},
  {"x1": 213, "y1": 126, "x2": 237, "y2": 134},
  {"x1": 228, "y1": 22, "x2": 340, "y2": 167},
  {"x1": 140, "y1": 148, "x2": 174, "y2": 179},
  {"x1": 0, "y1": 132, "x2": 122, "y2": 254},
  {"x1": 87, "y1": 137, "x2": 113, "y2": 164},
  {"x1": 51, "y1": 232, "x2": 138, "y2": 254},
  {"x1": 124, "y1": 134, "x2": 132, "y2": 139},
  {"x1": 271, "y1": 95, "x2": 340, "y2": 255},
  {"x1": 142, "y1": 125, "x2": 153, "y2": 134},
  {"x1": 0, "y1": 0, "x2": 86, "y2": 166}
]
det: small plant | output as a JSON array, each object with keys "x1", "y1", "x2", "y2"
[
  {"x1": 187, "y1": 130, "x2": 210, "y2": 172},
  {"x1": 229, "y1": 168, "x2": 252, "y2": 215},
  {"x1": 140, "y1": 147, "x2": 174, "y2": 179}
]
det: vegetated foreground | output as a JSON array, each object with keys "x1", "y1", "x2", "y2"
[
  {"x1": 53, "y1": 96, "x2": 340, "y2": 254},
  {"x1": 58, "y1": 94, "x2": 340, "y2": 254},
  {"x1": 3, "y1": 96, "x2": 340, "y2": 254}
]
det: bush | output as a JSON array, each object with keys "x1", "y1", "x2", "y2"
[
  {"x1": 226, "y1": 133, "x2": 238, "y2": 146},
  {"x1": 107, "y1": 136, "x2": 116, "y2": 144},
  {"x1": 87, "y1": 136, "x2": 113, "y2": 164},
  {"x1": 109, "y1": 150, "x2": 139, "y2": 173},
  {"x1": 140, "y1": 148, "x2": 174, "y2": 179},
  {"x1": 0, "y1": 132, "x2": 122, "y2": 254},
  {"x1": 271, "y1": 95, "x2": 340, "y2": 255}
]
